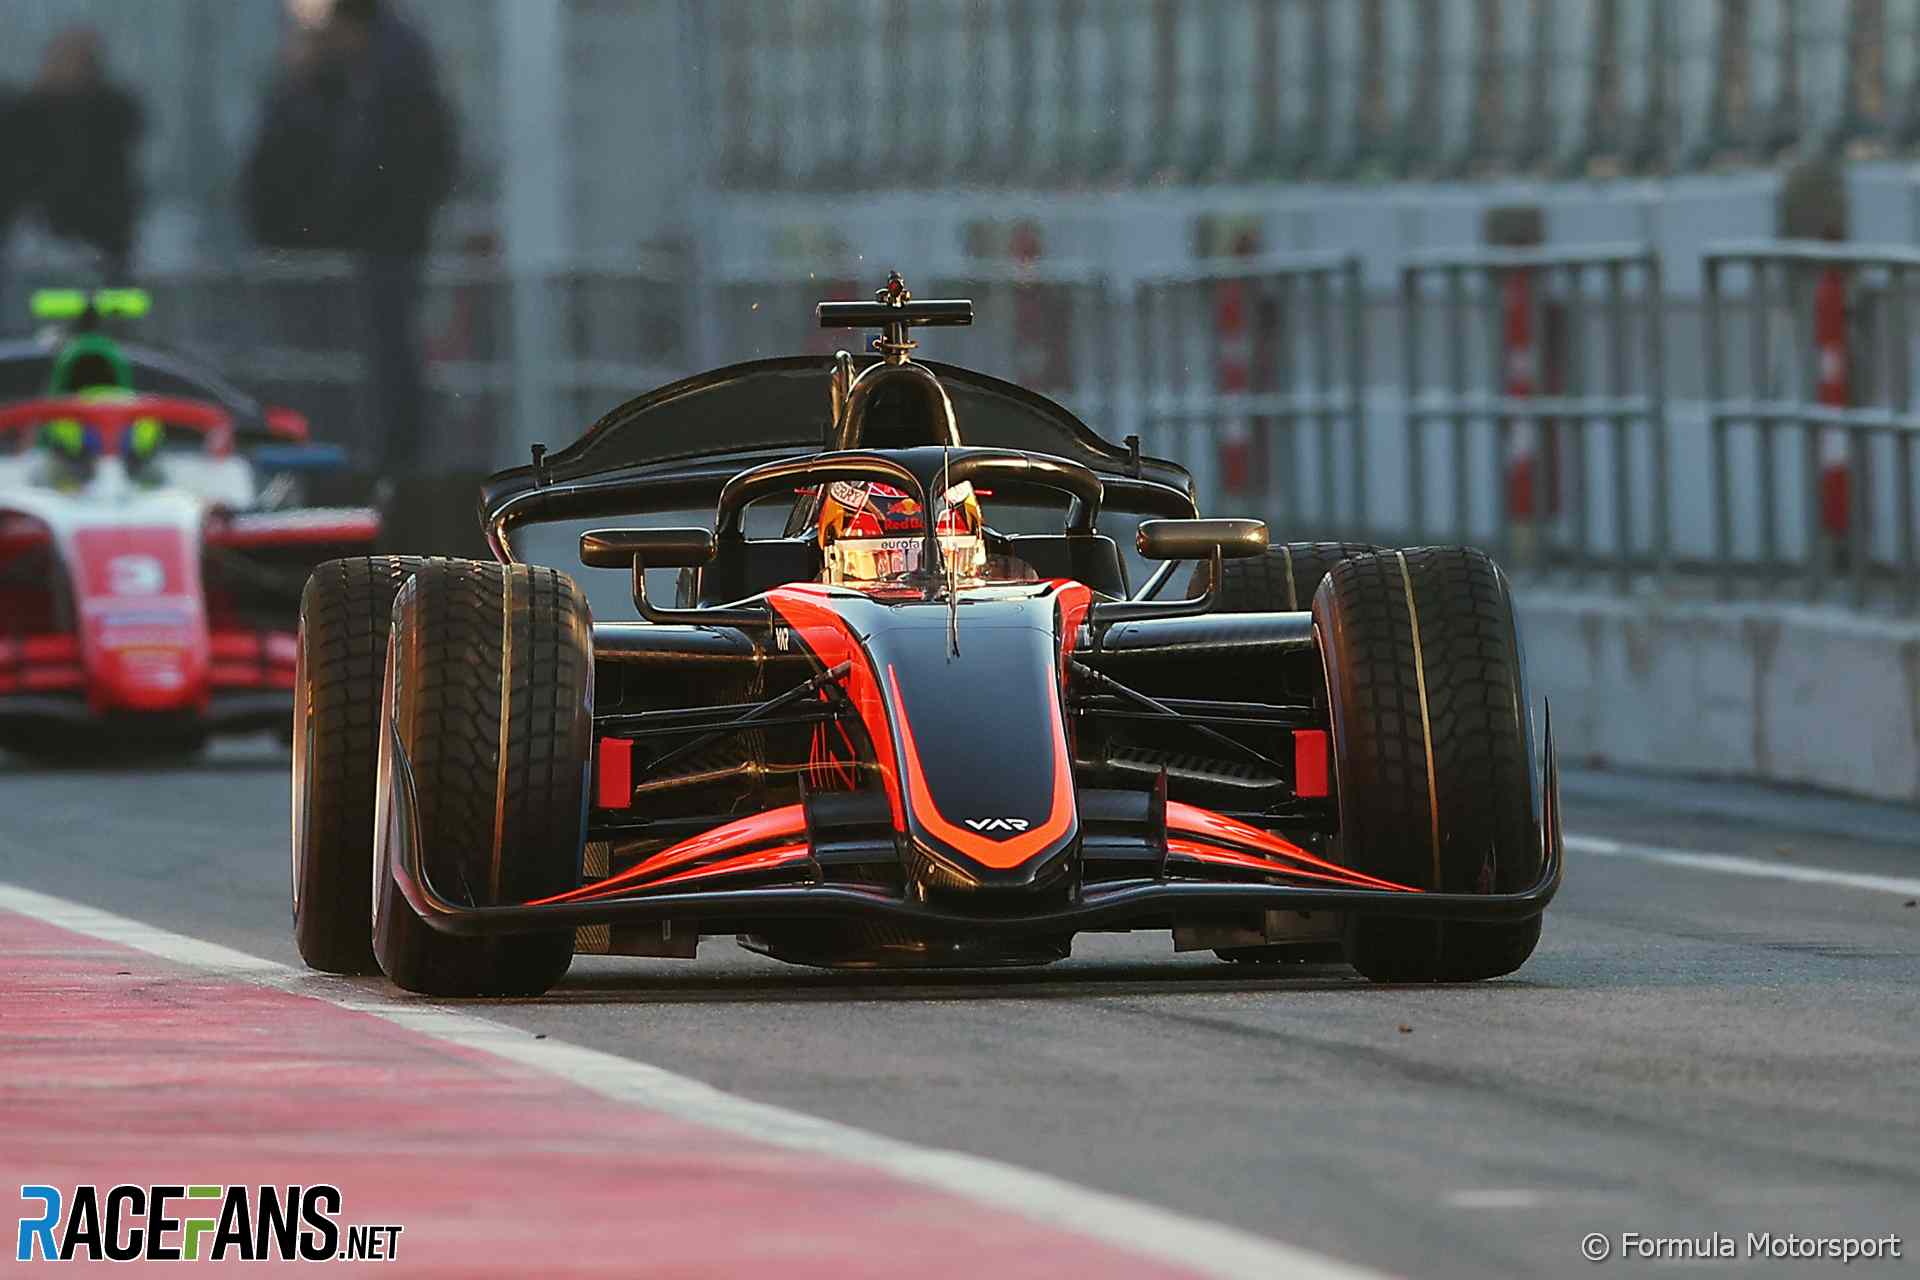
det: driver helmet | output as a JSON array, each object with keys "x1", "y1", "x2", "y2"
[
  {"x1": 817, "y1": 478, "x2": 986, "y2": 585},
  {"x1": 36, "y1": 391, "x2": 163, "y2": 488}
]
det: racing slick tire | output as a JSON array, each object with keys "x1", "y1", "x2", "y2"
[
  {"x1": 1313, "y1": 547, "x2": 1542, "y2": 982},
  {"x1": 371, "y1": 559, "x2": 588, "y2": 997},
  {"x1": 1191, "y1": 541, "x2": 1384, "y2": 965},
  {"x1": 292, "y1": 555, "x2": 427, "y2": 974}
]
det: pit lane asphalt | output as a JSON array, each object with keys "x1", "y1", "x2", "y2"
[{"x1": 2, "y1": 742, "x2": 1915, "y2": 1278}]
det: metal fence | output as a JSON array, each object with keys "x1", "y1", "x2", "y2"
[
  {"x1": 694, "y1": 256, "x2": 1372, "y2": 542},
  {"x1": 1703, "y1": 240, "x2": 1920, "y2": 610},
  {"x1": 1399, "y1": 243, "x2": 1669, "y2": 586},
  {"x1": 1130, "y1": 255, "x2": 1368, "y2": 539},
  {"x1": 697, "y1": 0, "x2": 1920, "y2": 193},
  {"x1": 19, "y1": 240, "x2": 1920, "y2": 614}
]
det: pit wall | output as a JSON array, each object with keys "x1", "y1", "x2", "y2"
[{"x1": 1520, "y1": 593, "x2": 1920, "y2": 805}]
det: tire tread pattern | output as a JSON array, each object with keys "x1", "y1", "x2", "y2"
[
  {"x1": 1314, "y1": 547, "x2": 1541, "y2": 981},
  {"x1": 293, "y1": 555, "x2": 427, "y2": 974},
  {"x1": 1191, "y1": 542, "x2": 1388, "y2": 611},
  {"x1": 375, "y1": 558, "x2": 587, "y2": 996}
]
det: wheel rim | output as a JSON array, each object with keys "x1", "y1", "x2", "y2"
[
  {"x1": 370, "y1": 622, "x2": 402, "y2": 935},
  {"x1": 290, "y1": 619, "x2": 313, "y2": 917}
]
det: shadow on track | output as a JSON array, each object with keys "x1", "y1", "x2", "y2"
[
  {"x1": 0, "y1": 752, "x2": 289, "y2": 776},
  {"x1": 418, "y1": 961, "x2": 1562, "y2": 1007},
  {"x1": 0, "y1": 735, "x2": 289, "y2": 776}
]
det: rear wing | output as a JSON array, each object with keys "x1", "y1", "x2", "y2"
[{"x1": 478, "y1": 355, "x2": 1196, "y2": 559}]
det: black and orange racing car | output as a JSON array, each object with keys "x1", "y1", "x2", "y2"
[{"x1": 290, "y1": 274, "x2": 1561, "y2": 996}]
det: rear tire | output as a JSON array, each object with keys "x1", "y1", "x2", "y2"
[
  {"x1": 291, "y1": 556, "x2": 426, "y2": 974},
  {"x1": 372, "y1": 559, "x2": 589, "y2": 997},
  {"x1": 1312, "y1": 547, "x2": 1542, "y2": 982},
  {"x1": 1189, "y1": 541, "x2": 1388, "y2": 612}
]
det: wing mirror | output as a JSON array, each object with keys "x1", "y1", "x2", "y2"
[
  {"x1": 1135, "y1": 518, "x2": 1268, "y2": 561},
  {"x1": 581, "y1": 527, "x2": 763, "y2": 627},
  {"x1": 579, "y1": 527, "x2": 715, "y2": 570},
  {"x1": 1086, "y1": 518, "x2": 1269, "y2": 628}
]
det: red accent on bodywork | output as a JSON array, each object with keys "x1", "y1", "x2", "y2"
[
  {"x1": 887, "y1": 663, "x2": 1075, "y2": 871},
  {"x1": 0, "y1": 634, "x2": 86, "y2": 693},
  {"x1": 628, "y1": 843, "x2": 811, "y2": 892},
  {"x1": 1292, "y1": 729, "x2": 1330, "y2": 798},
  {"x1": 766, "y1": 587, "x2": 905, "y2": 831},
  {"x1": 596, "y1": 738, "x2": 633, "y2": 811},
  {"x1": 532, "y1": 805, "x2": 809, "y2": 904},
  {"x1": 265, "y1": 405, "x2": 311, "y2": 441},
  {"x1": 1167, "y1": 838, "x2": 1417, "y2": 890},
  {"x1": 210, "y1": 664, "x2": 294, "y2": 689},
  {"x1": 71, "y1": 527, "x2": 191, "y2": 599},
  {"x1": 204, "y1": 630, "x2": 296, "y2": 690},
  {"x1": 210, "y1": 633, "x2": 262, "y2": 660},
  {"x1": 1050, "y1": 578, "x2": 1093, "y2": 664},
  {"x1": 1050, "y1": 580, "x2": 1093, "y2": 765},
  {"x1": 0, "y1": 514, "x2": 61, "y2": 637},
  {"x1": 206, "y1": 511, "x2": 381, "y2": 548},
  {"x1": 0, "y1": 512, "x2": 51, "y2": 555},
  {"x1": 68, "y1": 525, "x2": 210, "y2": 714},
  {"x1": 1166, "y1": 801, "x2": 1417, "y2": 892},
  {"x1": 14, "y1": 666, "x2": 86, "y2": 692},
  {"x1": 20, "y1": 635, "x2": 80, "y2": 663}
]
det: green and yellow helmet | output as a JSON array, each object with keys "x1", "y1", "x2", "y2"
[
  {"x1": 38, "y1": 349, "x2": 160, "y2": 468},
  {"x1": 29, "y1": 289, "x2": 167, "y2": 471}
]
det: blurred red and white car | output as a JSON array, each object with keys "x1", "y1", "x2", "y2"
[{"x1": 0, "y1": 392, "x2": 378, "y2": 759}]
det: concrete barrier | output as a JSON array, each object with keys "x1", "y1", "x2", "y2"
[{"x1": 1520, "y1": 592, "x2": 1920, "y2": 805}]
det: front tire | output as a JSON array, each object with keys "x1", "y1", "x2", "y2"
[
  {"x1": 1313, "y1": 547, "x2": 1542, "y2": 982},
  {"x1": 371, "y1": 559, "x2": 589, "y2": 997},
  {"x1": 291, "y1": 556, "x2": 426, "y2": 974}
]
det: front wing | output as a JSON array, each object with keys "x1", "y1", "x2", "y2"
[{"x1": 381, "y1": 708, "x2": 1565, "y2": 941}]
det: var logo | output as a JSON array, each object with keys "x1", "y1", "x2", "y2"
[{"x1": 964, "y1": 817, "x2": 1030, "y2": 833}]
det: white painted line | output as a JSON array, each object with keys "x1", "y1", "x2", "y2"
[
  {"x1": 1443, "y1": 1189, "x2": 1547, "y2": 1210},
  {"x1": 1566, "y1": 834, "x2": 1920, "y2": 899},
  {"x1": 0, "y1": 881, "x2": 1389, "y2": 1280},
  {"x1": 1441, "y1": 1188, "x2": 1636, "y2": 1212}
]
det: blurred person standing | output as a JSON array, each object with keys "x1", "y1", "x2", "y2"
[
  {"x1": 12, "y1": 28, "x2": 145, "y2": 279},
  {"x1": 0, "y1": 83, "x2": 22, "y2": 281},
  {"x1": 245, "y1": 0, "x2": 456, "y2": 484}
]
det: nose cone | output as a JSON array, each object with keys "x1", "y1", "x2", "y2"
[
  {"x1": 875, "y1": 610, "x2": 1079, "y2": 891},
  {"x1": 67, "y1": 522, "x2": 212, "y2": 715}
]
